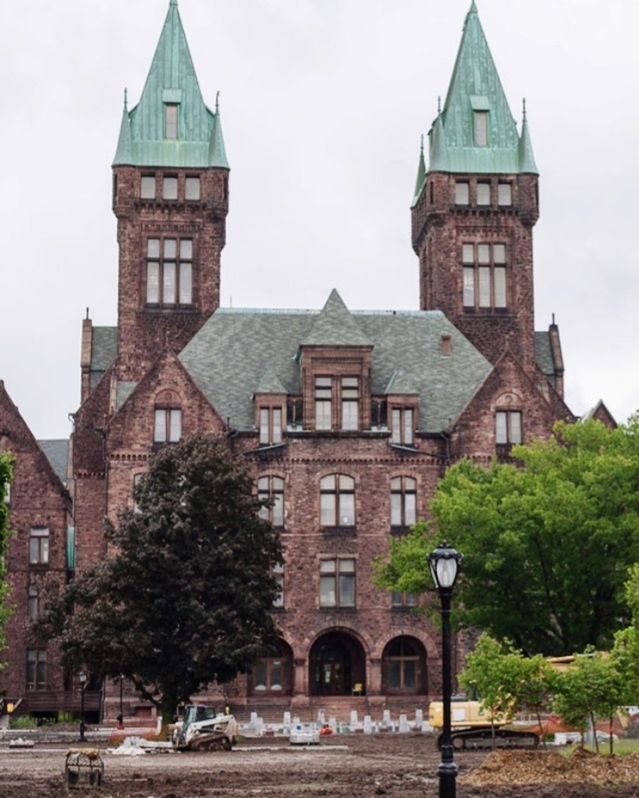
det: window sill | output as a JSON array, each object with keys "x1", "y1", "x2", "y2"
[
  {"x1": 144, "y1": 304, "x2": 198, "y2": 314},
  {"x1": 287, "y1": 429, "x2": 390, "y2": 439},
  {"x1": 29, "y1": 563, "x2": 50, "y2": 571},
  {"x1": 389, "y1": 443, "x2": 418, "y2": 454},
  {"x1": 322, "y1": 526, "x2": 356, "y2": 536},
  {"x1": 319, "y1": 606, "x2": 357, "y2": 613},
  {"x1": 391, "y1": 605, "x2": 418, "y2": 612},
  {"x1": 390, "y1": 526, "x2": 412, "y2": 537},
  {"x1": 255, "y1": 441, "x2": 287, "y2": 455}
]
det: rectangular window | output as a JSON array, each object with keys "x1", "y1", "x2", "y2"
[
  {"x1": 498, "y1": 182, "x2": 512, "y2": 206},
  {"x1": 146, "y1": 237, "x2": 193, "y2": 305},
  {"x1": 154, "y1": 408, "x2": 182, "y2": 443},
  {"x1": 474, "y1": 111, "x2": 489, "y2": 146},
  {"x1": 391, "y1": 408, "x2": 414, "y2": 446},
  {"x1": 320, "y1": 474, "x2": 355, "y2": 527},
  {"x1": 341, "y1": 377, "x2": 359, "y2": 431},
  {"x1": 391, "y1": 592, "x2": 418, "y2": 608},
  {"x1": 259, "y1": 407, "x2": 283, "y2": 446},
  {"x1": 163, "y1": 176, "x2": 178, "y2": 200},
  {"x1": 461, "y1": 243, "x2": 508, "y2": 310},
  {"x1": 455, "y1": 181, "x2": 469, "y2": 205},
  {"x1": 315, "y1": 377, "x2": 332, "y2": 430},
  {"x1": 26, "y1": 649, "x2": 47, "y2": 690},
  {"x1": 476, "y1": 182, "x2": 491, "y2": 206},
  {"x1": 28, "y1": 585, "x2": 39, "y2": 620},
  {"x1": 29, "y1": 528, "x2": 49, "y2": 565},
  {"x1": 495, "y1": 410, "x2": 523, "y2": 445},
  {"x1": 140, "y1": 175, "x2": 156, "y2": 200},
  {"x1": 185, "y1": 176, "x2": 201, "y2": 201},
  {"x1": 391, "y1": 476, "x2": 417, "y2": 527},
  {"x1": 165, "y1": 105, "x2": 178, "y2": 140},
  {"x1": 320, "y1": 558, "x2": 355, "y2": 608}
]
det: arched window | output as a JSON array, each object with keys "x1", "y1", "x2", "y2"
[
  {"x1": 390, "y1": 477, "x2": 416, "y2": 530},
  {"x1": 258, "y1": 476, "x2": 284, "y2": 528},
  {"x1": 320, "y1": 474, "x2": 355, "y2": 527},
  {"x1": 382, "y1": 636, "x2": 427, "y2": 694}
]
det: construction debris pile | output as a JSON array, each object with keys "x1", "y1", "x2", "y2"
[{"x1": 462, "y1": 749, "x2": 639, "y2": 788}]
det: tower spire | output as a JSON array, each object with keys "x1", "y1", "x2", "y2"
[
  {"x1": 411, "y1": 135, "x2": 427, "y2": 207},
  {"x1": 518, "y1": 100, "x2": 538, "y2": 174}
]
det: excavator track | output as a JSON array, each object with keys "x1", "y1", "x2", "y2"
[{"x1": 438, "y1": 728, "x2": 540, "y2": 751}]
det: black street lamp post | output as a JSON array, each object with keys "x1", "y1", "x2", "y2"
[
  {"x1": 429, "y1": 542, "x2": 463, "y2": 798},
  {"x1": 78, "y1": 671, "x2": 87, "y2": 742}
]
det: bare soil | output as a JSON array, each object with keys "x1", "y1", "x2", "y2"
[{"x1": 3, "y1": 736, "x2": 639, "y2": 797}]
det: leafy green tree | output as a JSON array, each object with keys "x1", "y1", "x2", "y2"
[
  {"x1": 40, "y1": 435, "x2": 282, "y2": 722},
  {"x1": 0, "y1": 454, "x2": 13, "y2": 666},
  {"x1": 516, "y1": 654, "x2": 560, "y2": 745},
  {"x1": 377, "y1": 419, "x2": 639, "y2": 655},
  {"x1": 553, "y1": 650, "x2": 625, "y2": 753}
]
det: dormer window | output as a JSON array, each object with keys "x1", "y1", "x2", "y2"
[
  {"x1": 474, "y1": 111, "x2": 489, "y2": 146},
  {"x1": 165, "y1": 104, "x2": 178, "y2": 139},
  {"x1": 391, "y1": 407, "x2": 414, "y2": 446},
  {"x1": 315, "y1": 378, "x2": 332, "y2": 430},
  {"x1": 259, "y1": 407, "x2": 283, "y2": 445},
  {"x1": 341, "y1": 377, "x2": 359, "y2": 431}
]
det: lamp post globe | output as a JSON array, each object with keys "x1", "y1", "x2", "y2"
[{"x1": 429, "y1": 542, "x2": 463, "y2": 798}]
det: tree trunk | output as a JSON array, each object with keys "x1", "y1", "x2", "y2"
[
  {"x1": 609, "y1": 714, "x2": 614, "y2": 756},
  {"x1": 590, "y1": 712, "x2": 599, "y2": 754},
  {"x1": 536, "y1": 710, "x2": 546, "y2": 749}
]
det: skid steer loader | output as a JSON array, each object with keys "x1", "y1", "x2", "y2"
[{"x1": 171, "y1": 705, "x2": 239, "y2": 751}]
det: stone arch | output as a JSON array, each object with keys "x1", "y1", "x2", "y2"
[{"x1": 309, "y1": 629, "x2": 367, "y2": 696}]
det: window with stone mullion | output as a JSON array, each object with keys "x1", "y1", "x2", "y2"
[
  {"x1": 462, "y1": 242, "x2": 507, "y2": 310},
  {"x1": 320, "y1": 474, "x2": 355, "y2": 527},
  {"x1": 146, "y1": 237, "x2": 193, "y2": 306}
]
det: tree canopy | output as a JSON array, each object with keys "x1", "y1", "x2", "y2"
[
  {"x1": 376, "y1": 418, "x2": 639, "y2": 655},
  {"x1": 0, "y1": 453, "x2": 13, "y2": 666},
  {"x1": 41, "y1": 435, "x2": 282, "y2": 719}
]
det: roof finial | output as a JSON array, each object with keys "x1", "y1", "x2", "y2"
[
  {"x1": 437, "y1": 95, "x2": 442, "y2": 114},
  {"x1": 420, "y1": 133, "x2": 424, "y2": 154},
  {"x1": 123, "y1": 87, "x2": 128, "y2": 111},
  {"x1": 169, "y1": 0, "x2": 178, "y2": 7},
  {"x1": 522, "y1": 97, "x2": 527, "y2": 122},
  {"x1": 216, "y1": 90, "x2": 220, "y2": 113},
  {"x1": 469, "y1": 0, "x2": 478, "y2": 13}
]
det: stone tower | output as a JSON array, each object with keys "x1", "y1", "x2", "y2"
[
  {"x1": 111, "y1": 0, "x2": 230, "y2": 382},
  {"x1": 411, "y1": 1, "x2": 539, "y2": 370}
]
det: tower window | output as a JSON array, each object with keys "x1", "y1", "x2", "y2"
[
  {"x1": 474, "y1": 111, "x2": 489, "y2": 146},
  {"x1": 141, "y1": 175, "x2": 156, "y2": 200},
  {"x1": 163, "y1": 176, "x2": 178, "y2": 200},
  {"x1": 165, "y1": 104, "x2": 178, "y2": 139},
  {"x1": 185, "y1": 176, "x2": 201, "y2": 201},
  {"x1": 462, "y1": 243, "x2": 507, "y2": 310},
  {"x1": 498, "y1": 183, "x2": 513, "y2": 206},
  {"x1": 476, "y1": 182, "x2": 491, "y2": 206},
  {"x1": 146, "y1": 237, "x2": 193, "y2": 306},
  {"x1": 455, "y1": 181, "x2": 469, "y2": 205}
]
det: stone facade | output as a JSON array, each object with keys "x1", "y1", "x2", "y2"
[{"x1": 0, "y1": 1, "x2": 585, "y2": 723}]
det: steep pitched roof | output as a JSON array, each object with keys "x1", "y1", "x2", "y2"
[
  {"x1": 90, "y1": 326, "x2": 117, "y2": 392},
  {"x1": 301, "y1": 290, "x2": 373, "y2": 347},
  {"x1": 255, "y1": 365, "x2": 287, "y2": 396},
  {"x1": 179, "y1": 305, "x2": 492, "y2": 433},
  {"x1": 38, "y1": 439, "x2": 70, "y2": 485},
  {"x1": 384, "y1": 369, "x2": 420, "y2": 396},
  {"x1": 113, "y1": 1, "x2": 228, "y2": 169},
  {"x1": 425, "y1": 2, "x2": 536, "y2": 175}
]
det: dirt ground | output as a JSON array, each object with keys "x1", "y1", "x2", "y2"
[{"x1": 3, "y1": 736, "x2": 639, "y2": 798}]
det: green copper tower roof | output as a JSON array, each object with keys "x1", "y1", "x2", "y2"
[
  {"x1": 113, "y1": 0, "x2": 229, "y2": 169},
  {"x1": 411, "y1": 136, "x2": 427, "y2": 207},
  {"x1": 421, "y1": 2, "x2": 538, "y2": 177}
]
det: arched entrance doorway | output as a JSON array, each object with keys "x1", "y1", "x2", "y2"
[
  {"x1": 381, "y1": 635, "x2": 427, "y2": 694},
  {"x1": 309, "y1": 631, "x2": 366, "y2": 696}
]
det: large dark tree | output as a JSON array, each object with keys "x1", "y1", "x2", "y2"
[
  {"x1": 376, "y1": 418, "x2": 639, "y2": 656},
  {"x1": 0, "y1": 454, "x2": 13, "y2": 665},
  {"x1": 42, "y1": 435, "x2": 282, "y2": 721}
]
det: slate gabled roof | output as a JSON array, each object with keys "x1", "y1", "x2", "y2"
[
  {"x1": 38, "y1": 439, "x2": 70, "y2": 485},
  {"x1": 301, "y1": 289, "x2": 372, "y2": 348},
  {"x1": 179, "y1": 304, "x2": 492, "y2": 433},
  {"x1": 90, "y1": 326, "x2": 117, "y2": 391},
  {"x1": 255, "y1": 365, "x2": 287, "y2": 396}
]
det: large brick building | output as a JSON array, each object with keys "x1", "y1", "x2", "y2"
[{"x1": 1, "y1": 1, "x2": 577, "y2": 722}]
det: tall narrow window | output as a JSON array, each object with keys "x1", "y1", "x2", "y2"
[
  {"x1": 319, "y1": 558, "x2": 356, "y2": 608},
  {"x1": 146, "y1": 237, "x2": 193, "y2": 306},
  {"x1": 272, "y1": 562, "x2": 284, "y2": 608},
  {"x1": 165, "y1": 105, "x2": 178, "y2": 139},
  {"x1": 476, "y1": 182, "x2": 491, "y2": 206},
  {"x1": 320, "y1": 474, "x2": 355, "y2": 527},
  {"x1": 455, "y1": 181, "x2": 470, "y2": 205},
  {"x1": 258, "y1": 476, "x2": 284, "y2": 528},
  {"x1": 315, "y1": 377, "x2": 332, "y2": 430},
  {"x1": 390, "y1": 477, "x2": 417, "y2": 528},
  {"x1": 391, "y1": 408, "x2": 414, "y2": 445},
  {"x1": 495, "y1": 410, "x2": 523, "y2": 445},
  {"x1": 140, "y1": 175, "x2": 156, "y2": 199},
  {"x1": 474, "y1": 111, "x2": 489, "y2": 146},
  {"x1": 341, "y1": 377, "x2": 359, "y2": 431},
  {"x1": 29, "y1": 528, "x2": 49, "y2": 566},
  {"x1": 28, "y1": 585, "x2": 39, "y2": 620},
  {"x1": 259, "y1": 407, "x2": 283, "y2": 445},
  {"x1": 462, "y1": 243, "x2": 508, "y2": 310},
  {"x1": 163, "y1": 176, "x2": 178, "y2": 200},
  {"x1": 26, "y1": 649, "x2": 47, "y2": 690},
  {"x1": 498, "y1": 182, "x2": 512, "y2": 206},
  {"x1": 185, "y1": 176, "x2": 201, "y2": 200},
  {"x1": 154, "y1": 408, "x2": 182, "y2": 443}
]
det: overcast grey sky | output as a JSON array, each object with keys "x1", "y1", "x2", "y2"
[{"x1": 1, "y1": 0, "x2": 638, "y2": 439}]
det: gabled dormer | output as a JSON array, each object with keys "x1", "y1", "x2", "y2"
[
  {"x1": 412, "y1": 1, "x2": 539, "y2": 372},
  {"x1": 299, "y1": 290, "x2": 374, "y2": 432},
  {"x1": 112, "y1": 0, "x2": 230, "y2": 382}
]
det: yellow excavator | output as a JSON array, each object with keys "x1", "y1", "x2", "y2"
[{"x1": 428, "y1": 697, "x2": 540, "y2": 750}]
